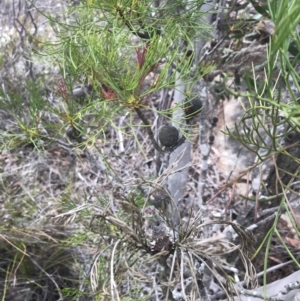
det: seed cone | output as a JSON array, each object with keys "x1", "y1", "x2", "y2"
[
  {"x1": 149, "y1": 189, "x2": 170, "y2": 210},
  {"x1": 158, "y1": 125, "x2": 179, "y2": 147},
  {"x1": 183, "y1": 97, "x2": 202, "y2": 118}
]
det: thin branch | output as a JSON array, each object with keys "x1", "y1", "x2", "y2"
[{"x1": 135, "y1": 107, "x2": 162, "y2": 152}]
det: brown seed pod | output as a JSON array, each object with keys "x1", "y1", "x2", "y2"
[
  {"x1": 158, "y1": 125, "x2": 179, "y2": 147},
  {"x1": 149, "y1": 189, "x2": 170, "y2": 210},
  {"x1": 212, "y1": 116, "x2": 219, "y2": 127},
  {"x1": 183, "y1": 97, "x2": 202, "y2": 118}
]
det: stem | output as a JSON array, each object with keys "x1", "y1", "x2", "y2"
[{"x1": 135, "y1": 107, "x2": 162, "y2": 152}]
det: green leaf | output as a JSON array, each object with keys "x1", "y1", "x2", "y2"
[{"x1": 247, "y1": 0, "x2": 270, "y2": 18}]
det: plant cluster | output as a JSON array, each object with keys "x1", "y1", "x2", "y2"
[{"x1": 1, "y1": 0, "x2": 300, "y2": 300}]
